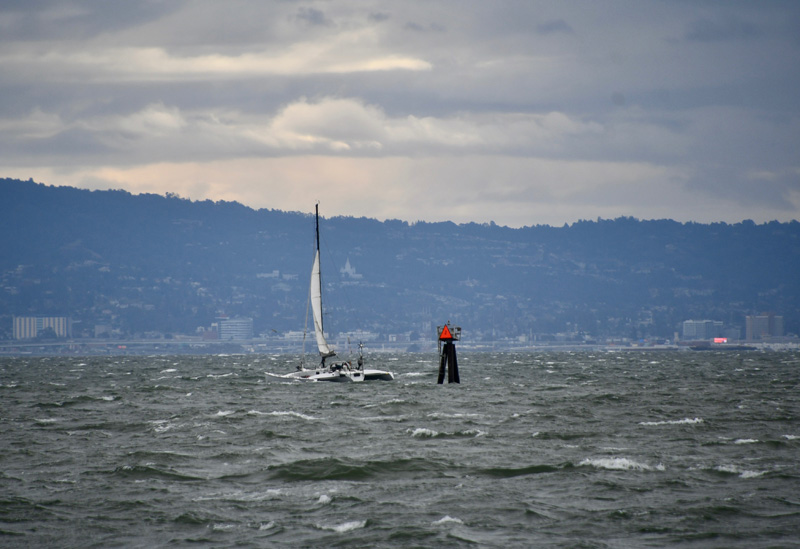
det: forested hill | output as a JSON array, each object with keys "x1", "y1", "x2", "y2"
[{"x1": 2, "y1": 177, "x2": 799, "y2": 342}]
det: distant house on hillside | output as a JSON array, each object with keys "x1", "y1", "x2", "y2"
[{"x1": 340, "y1": 258, "x2": 363, "y2": 280}]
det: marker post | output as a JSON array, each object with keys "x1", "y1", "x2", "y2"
[{"x1": 437, "y1": 322, "x2": 461, "y2": 384}]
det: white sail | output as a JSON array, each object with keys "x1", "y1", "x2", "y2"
[{"x1": 310, "y1": 248, "x2": 335, "y2": 357}]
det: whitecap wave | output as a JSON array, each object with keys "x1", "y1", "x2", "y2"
[
  {"x1": 734, "y1": 438, "x2": 758, "y2": 444},
  {"x1": 639, "y1": 418, "x2": 703, "y2": 426},
  {"x1": 317, "y1": 520, "x2": 366, "y2": 533},
  {"x1": 460, "y1": 429, "x2": 487, "y2": 437},
  {"x1": 149, "y1": 419, "x2": 177, "y2": 433},
  {"x1": 579, "y1": 457, "x2": 665, "y2": 471},
  {"x1": 740, "y1": 470, "x2": 766, "y2": 479},
  {"x1": 381, "y1": 398, "x2": 407, "y2": 405},
  {"x1": 433, "y1": 516, "x2": 464, "y2": 525},
  {"x1": 409, "y1": 428, "x2": 438, "y2": 438},
  {"x1": 408, "y1": 427, "x2": 484, "y2": 438},
  {"x1": 358, "y1": 415, "x2": 410, "y2": 422},
  {"x1": 716, "y1": 464, "x2": 767, "y2": 478},
  {"x1": 269, "y1": 411, "x2": 319, "y2": 421}
]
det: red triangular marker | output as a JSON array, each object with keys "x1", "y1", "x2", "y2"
[{"x1": 440, "y1": 325, "x2": 453, "y2": 340}]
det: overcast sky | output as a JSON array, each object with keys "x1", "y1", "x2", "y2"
[{"x1": 2, "y1": 1, "x2": 799, "y2": 227}]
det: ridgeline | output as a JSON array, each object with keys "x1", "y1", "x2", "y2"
[{"x1": 2, "y1": 177, "x2": 798, "y2": 345}]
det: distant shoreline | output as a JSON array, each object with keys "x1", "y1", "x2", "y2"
[{"x1": 1, "y1": 338, "x2": 797, "y2": 357}]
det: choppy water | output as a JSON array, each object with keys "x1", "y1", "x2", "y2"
[{"x1": 1, "y1": 351, "x2": 799, "y2": 548}]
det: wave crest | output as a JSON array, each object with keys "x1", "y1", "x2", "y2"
[
  {"x1": 639, "y1": 418, "x2": 703, "y2": 426},
  {"x1": 579, "y1": 458, "x2": 665, "y2": 471},
  {"x1": 316, "y1": 520, "x2": 366, "y2": 533}
]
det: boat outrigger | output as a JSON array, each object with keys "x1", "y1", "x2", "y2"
[{"x1": 266, "y1": 205, "x2": 394, "y2": 382}]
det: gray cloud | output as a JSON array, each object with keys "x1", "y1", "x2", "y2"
[
  {"x1": 296, "y1": 7, "x2": 333, "y2": 27},
  {"x1": 368, "y1": 12, "x2": 390, "y2": 23},
  {"x1": 0, "y1": 1, "x2": 184, "y2": 41},
  {"x1": 536, "y1": 19, "x2": 573, "y2": 35},
  {"x1": 1, "y1": 0, "x2": 798, "y2": 226},
  {"x1": 685, "y1": 16, "x2": 759, "y2": 42},
  {"x1": 404, "y1": 21, "x2": 446, "y2": 33}
]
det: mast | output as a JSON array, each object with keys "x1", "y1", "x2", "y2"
[
  {"x1": 315, "y1": 203, "x2": 321, "y2": 337},
  {"x1": 315, "y1": 203, "x2": 321, "y2": 255}
]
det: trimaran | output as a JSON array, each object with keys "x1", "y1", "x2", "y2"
[{"x1": 267, "y1": 205, "x2": 394, "y2": 382}]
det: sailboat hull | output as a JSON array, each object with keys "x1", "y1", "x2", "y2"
[
  {"x1": 362, "y1": 369, "x2": 394, "y2": 381},
  {"x1": 267, "y1": 367, "x2": 392, "y2": 382},
  {"x1": 304, "y1": 371, "x2": 362, "y2": 382}
]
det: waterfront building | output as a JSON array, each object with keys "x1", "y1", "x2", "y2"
[
  {"x1": 682, "y1": 319, "x2": 723, "y2": 340},
  {"x1": 13, "y1": 316, "x2": 72, "y2": 339},
  {"x1": 218, "y1": 318, "x2": 253, "y2": 340},
  {"x1": 746, "y1": 313, "x2": 784, "y2": 341}
]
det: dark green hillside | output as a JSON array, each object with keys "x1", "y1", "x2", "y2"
[{"x1": 2, "y1": 178, "x2": 798, "y2": 342}]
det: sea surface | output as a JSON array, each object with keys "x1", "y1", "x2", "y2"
[{"x1": 1, "y1": 351, "x2": 799, "y2": 548}]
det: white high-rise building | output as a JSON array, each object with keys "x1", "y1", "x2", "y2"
[
  {"x1": 13, "y1": 316, "x2": 72, "y2": 339},
  {"x1": 682, "y1": 320, "x2": 723, "y2": 340},
  {"x1": 218, "y1": 318, "x2": 253, "y2": 340}
]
